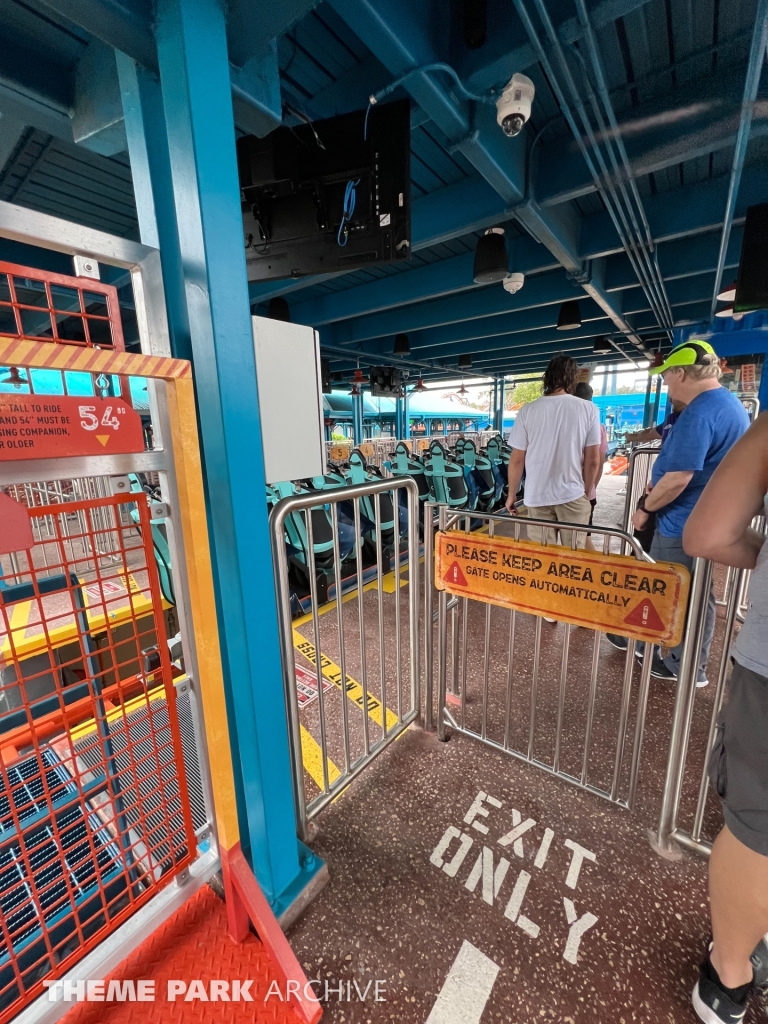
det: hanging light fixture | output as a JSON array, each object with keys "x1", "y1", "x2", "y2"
[
  {"x1": 413, "y1": 376, "x2": 427, "y2": 392},
  {"x1": 472, "y1": 228, "x2": 508, "y2": 284},
  {"x1": 592, "y1": 336, "x2": 612, "y2": 354},
  {"x1": 0, "y1": 367, "x2": 27, "y2": 390},
  {"x1": 393, "y1": 332, "x2": 410, "y2": 355},
  {"x1": 267, "y1": 296, "x2": 291, "y2": 321},
  {"x1": 715, "y1": 305, "x2": 743, "y2": 320},
  {"x1": 716, "y1": 281, "x2": 737, "y2": 303},
  {"x1": 352, "y1": 367, "x2": 366, "y2": 385},
  {"x1": 458, "y1": 380, "x2": 468, "y2": 396},
  {"x1": 458, "y1": 354, "x2": 473, "y2": 369},
  {"x1": 557, "y1": 301, "x2": 581, "y2": 330}
]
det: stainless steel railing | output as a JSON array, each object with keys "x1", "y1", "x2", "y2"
[
  {"x1": 656, "y1": 515, "x2": 767, "y2": 857},
  {"x1": 270, "y1": 478, "x2": 421, "y2": 842},
  {"x1": 426, "y1": 504, "x2": 654, "y2": 810},
  {"x1": 621, "y1": 443, "x2": 660, "y2": 532}
]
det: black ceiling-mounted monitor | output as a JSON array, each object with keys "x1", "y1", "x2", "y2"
[
  {"x1": 237, "y1": 100, "x2": 411, "y2": 283},
  {"x1": 369, "y1": 366, "x2": 401, "y2": 397},
  {"x1": 734, "y1": 203, "x2": 768, "y2": 314}
]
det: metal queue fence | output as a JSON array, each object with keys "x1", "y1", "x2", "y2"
[
  {"x1": 424, "y1": 502, "x2": 656, "y2": 810},
  {"x1": 656, "y1": 516, "x2": 767, "y2": 857},
  {"x1": 621, "y1": 442, "x2": 660, "y2": 533},
  {"x1": 616, "y1": 439, "x2": 766, "y2": 856},
  {"x1": 270, "y1": 477, "x2": 421, "y2": 843}
]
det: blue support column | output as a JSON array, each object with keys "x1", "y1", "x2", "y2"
[
  {"x1": 352, "y1": 390, "x2": 364, "y2": 445},
  {"x1": 651, "y1": 375, "x2": 663, "y2": 427},
  {"x1": 642, "y1": 373, "x2": 653, "y2": 429},
  {"x1": 493, "y1": 378, "x2": 504, "y2": 433},
  {"x1": 403, "y1": 390, "x2": 411, "y2": 440},
  {"x1": 145, "y1": 0, "x2": 322, "y2": 912}
]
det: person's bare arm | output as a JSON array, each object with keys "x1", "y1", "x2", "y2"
[
  {"x1": 582, "y1": 444, "x2": 601, "y2": 497},
  {"x1": 683, "y1": 416, "x2": 768, "y2": 568},
  {"x1": 644, "y1": 470, "x2": 694, "y2": 511},
  {"x1": 505, "y1": 448, "x2": 526, "y2": 513},
  {"x1": 594, "y1": 452, "x2": 606, "y2": 490},
  {"x1": 626, "y1": 426, "x2": 661, "y2": 443}
]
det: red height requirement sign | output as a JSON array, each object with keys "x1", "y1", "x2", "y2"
[{"x1": 0, "y1": 394, "x2": 145, "y2": 460}]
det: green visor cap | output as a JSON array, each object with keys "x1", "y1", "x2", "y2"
[{"x1": 650, "y1": 339, "x2": 718, "y2": 374}]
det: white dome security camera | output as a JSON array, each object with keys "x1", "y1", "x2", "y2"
[
  {"x1": 496, "y1": 73, "x2": 535, "y2": 137},
  {"x1": 503, "y1": 272, "x2": 525, "y2": 294}
]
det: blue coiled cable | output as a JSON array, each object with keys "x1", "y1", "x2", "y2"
[{"x1": 337, "y1": 178, "x2": 360, "y2": 246}]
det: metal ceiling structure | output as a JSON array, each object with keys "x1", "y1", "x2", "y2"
[{"x1": 0, "y1": 0, "x2": 767, "y2": 382}]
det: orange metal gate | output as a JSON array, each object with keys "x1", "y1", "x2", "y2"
[{"x1": 0, "y1": 492, "x2": 195, "y2": 1019}]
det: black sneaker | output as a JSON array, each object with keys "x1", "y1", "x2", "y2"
[
  {"x1": 606, "y1": 633, "x2": 629, "y2": 651},
  {"x1": 651, "y1": 654, "x2": 677, "y2": 680},
  {"x1": 751, "y1": 936, "x2": 768, "y2": 993},
  {"x1": 693, "y1": 956, "x2": 751, "y2": 1023}
]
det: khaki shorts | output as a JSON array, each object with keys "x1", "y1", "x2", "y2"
[{"x1": 523, "y1": 495, "x2": 592, "y2": 549}]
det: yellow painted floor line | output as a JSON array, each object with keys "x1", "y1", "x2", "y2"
[
  {"x1": 293, "y1": 630, "x2": 399, "y2": 731},
  {"x1": 300, "y1": 724, "x2": 341, "y2": 790}
]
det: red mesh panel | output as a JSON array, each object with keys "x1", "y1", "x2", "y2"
[
  {"x1": 0, "y1": 262, "x2": 125, "y2": 351},
  {"x1": 0, "y1": 493, "x2": 194, "y2": 1020}
]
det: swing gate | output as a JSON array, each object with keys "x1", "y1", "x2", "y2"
[
  {"x1": 424, "y1": 504, "x2": 659, "y2": 810},
  {"x1": 0, "y1": 205, "x2": 215, "y2": 1021}
]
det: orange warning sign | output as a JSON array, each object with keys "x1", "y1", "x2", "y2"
[
  {"x1": 0, "y1": 394, "x2": 145, "y2": 461},
  {"x1": 435, "y1": 531, "x2": 690, "y2": 645}
]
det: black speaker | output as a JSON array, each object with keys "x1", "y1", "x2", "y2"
[
  {"x1": 734, "y1": 203, "x2": 768, "y2": 313},
  {"x1": 320, "y1": 358, "x2": 331, "y2": 394}
]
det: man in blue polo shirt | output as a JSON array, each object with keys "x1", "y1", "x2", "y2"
[{"x1": 608, "y1": 340, "x2": 749, "y2": 685}]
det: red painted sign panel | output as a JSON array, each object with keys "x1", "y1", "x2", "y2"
[{"x1": 0, "y1": 394, "x2": 145, "y2": 460}]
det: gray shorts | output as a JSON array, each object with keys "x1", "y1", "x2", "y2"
[{"x1": 708, "y1": 659, "x2": 768, "y2": 856}]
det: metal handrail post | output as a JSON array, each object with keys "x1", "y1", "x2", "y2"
[
  {"x1": 656, "y1": 557, "x2": 714, "y2": 852},
  {"x1": 621, "y1": 443, "x2": 660, "y2": 532},
  {"x1": 423, "y1": 501, "x2": 436, "y2": 730},
  {"x1": 436, "y1": 504, "x2": 448, "y2": 742},
  {"x1": 408, "y1": 480, "x2": 421, "y2": 728}
]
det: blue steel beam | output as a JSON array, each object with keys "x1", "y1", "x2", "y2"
[
  {"x1": 582, "y1": 164, "x2": 768, "y2": 258},
  {"x1": 320, "y1": 220, "x2": 731, "y2": 349},
  {"x1": 536, "y1": 66, "x2": 768, "y2": 208},
  {"x1": 284, "y1": 218, "x2": 741, "y2": 342},
  {"x1": 338, "y1": 275, "x2": 716, "y2": 364},
  {"x1": 266, "y1": 166, "x2": 758, "y2": 327},
  {"x1": 324, "y1": 267, "x2": 581, "y2": 347},
  {"x1": 604, "y1": 228, "x2": 743, "y2": 292},
  {"x1": 327, "y1": 0, "x2": 647, "y2": 356},
  {"x1": 153, "y1": 0, "x2": 321, "y2": 910},
  {"x1": 288, "y1": 233, "x2": 554, "y2": 327},
  {"x1": 31, "y1": 0, "x2": 293, "y2": 135},
  {"x1": 461, "y1": 0, "x2": 653, "y2": 93}
]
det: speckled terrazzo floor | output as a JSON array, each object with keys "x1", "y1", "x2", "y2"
[{"x1": 288, "y1": 725, "x2": 765, "y2": 1024}]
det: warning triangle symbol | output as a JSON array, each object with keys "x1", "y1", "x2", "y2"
[
  {"x1": 444, "y1": 561, "x2": 468, "y2": 587},
  {"x1": 624, "y1": 597, "x2": 665, "y2": 631},
  {"x1": 95, "y1": 435, "x2": 110, "y2": 447}
]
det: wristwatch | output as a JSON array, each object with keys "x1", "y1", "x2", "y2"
[{"x1": 637, "y1": 493, "x2": 650, "y2": 513}]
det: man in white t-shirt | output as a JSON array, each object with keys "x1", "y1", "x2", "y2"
[{"x1": 505, "y1": 356, "x2": 602, "y2": 548}]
